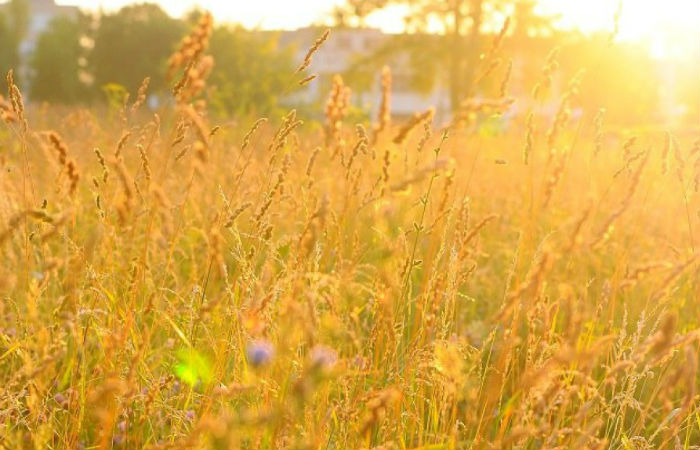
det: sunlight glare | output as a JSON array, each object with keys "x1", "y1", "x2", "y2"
[{"x1": 57, "y1": 0, "x2": 700, "y2": 59}]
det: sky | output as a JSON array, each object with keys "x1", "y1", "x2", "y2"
[
  {"x1": 56, "y1": 0, "x2": 349, "y2": 30},
  {"x1": 54, "y1": 0, "x2": 700, "y2": 58}
]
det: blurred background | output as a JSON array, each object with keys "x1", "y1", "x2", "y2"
[{"x1": 0, "y1": 0, "x2": 698, "y2": 126}]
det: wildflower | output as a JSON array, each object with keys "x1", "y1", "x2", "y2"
[
  {"x1": 246, "y1": 339, "x2": 274, "y2": 367},
  {"x1": 54, "y1": 392, "x2": 67, "y2": 407},
  {"x1": 353, "y1": 355, "x2": 367, "y2": 370},
  {"x1": 310, "y1": 345, "x2": 338, "y2": 370}
]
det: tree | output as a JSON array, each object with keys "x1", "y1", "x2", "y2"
[
  {"x1": 207, "y1": 26, "x2": 296, "y2": 116},
  {"x1": 0, "y1": 0, "x2": 29, "y2": 82},
  {"x1": 30, "y1": 15, "x2": 91, "y2": 103},
  {"x1": 90, "y1": 3, "x2": 185, "y2": 95},
  {"x1": 5, "y1": 0, "x2": 28, "y2": 43},
  {"x1": 0, "y1": 12, "x2": 19, "y2": 77},
  {"x1": 511, "y1": 0, "x2": 557, "y2": 40},
  {"x1": 338, "y1": 0, "x2": 554, "y2": 111}
]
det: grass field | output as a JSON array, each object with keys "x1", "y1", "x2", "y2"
[{"x1": 0, "y1": 15, "x2": 699, "y2": 450}]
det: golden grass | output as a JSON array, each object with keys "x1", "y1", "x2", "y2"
[{"x1": 0, "y1": 18, "x2": 699, "y2": 450}]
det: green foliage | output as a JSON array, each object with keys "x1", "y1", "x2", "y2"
[
  {"x1": 90, "y1": 3, "x2": 185, "y2": 94},
  {"x1": 4, "y1": 0, "x2": 28, "y2": 42},
  {"x1": 30, "y1": 16, "x2": 91, "y2": 103},
  {"x1": 0, "y1": 0, "x2": 28, "y2": 82},
  {"x1": 0, "y1": 12, "x2": 19, "y2": 78},
  {"x1": 101, "y1": 83, "x2": 129, "y2": 111},
  {"x1": 22, "y1": 4, "x2": 295, "y2": 112},
  {"x1": 208, "y1": 26, "x2": 296, "y2": 116},
  {"x1": 338, "y1": 0, "x2": 556, "y2": 109},
  {"x1": 174, "y1": 348, "x2": 213, "y2": 387}
]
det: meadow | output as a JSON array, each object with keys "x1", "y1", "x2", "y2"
[{"x1": 0, "y1": 12, "x2": 699, "y2": 450}]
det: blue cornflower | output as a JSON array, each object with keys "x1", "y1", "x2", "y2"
[{"x1": 246, "y1": 339, "x2": 275, "y2": 367}]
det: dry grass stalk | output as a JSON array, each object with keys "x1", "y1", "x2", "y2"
[
  {"x1": 324, "y1": 75, "x2": 351, "y2": 146},
  {"x1": 372, "y1": 66, "x2": 392, "y2": 145},
  {"x1": 298, "y1": 74, "x2": 318, "y2": 86},
  {"x1": 0, "y1": 21, "x2": 697, "y2": 450},
  {"x1": 6, "y1": 70, "x2": 27, "y2": 131},
  {"x1": 533, "y1": 48, "x2": 560, "y2": 100},
  {"x1": 499, "y1": 59, "x2": 513, "y2": 98},
  {"x1": 131, "y1": 77, "x2": 151, "y2": 113},
  {"x1": 296, "y1": 28, "x2": 330, "y2": 73},
  {"x1": 393, "y1": 108, "x2": 434, "y2": 145}
]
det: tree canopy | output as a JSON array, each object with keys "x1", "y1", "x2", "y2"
[
  {"x1": 90, "y1": 3, "x2": 186, "y2": 94},
  {"x1": 0, "y1": 13, "x2": 19, "y2": 79},
  {"x1": 30, "y1": 15, "x2": 91, "y2": 103},
  {"x1": 0, "y1": 0, "x2": 28, "y2": 84},
  {"x1": 336, "y1": 0, "x2": 556, "y2": 110},
  {"x1": 15, "y1": 3, "x2": 296, "y2": 114},
  {"x1": 208, "y1": 26, "x2": 296, "y2": 116}
]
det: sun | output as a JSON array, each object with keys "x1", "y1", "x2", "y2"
[{"x1": 540, "y1": 0, "x2": 700, "y2": 58}]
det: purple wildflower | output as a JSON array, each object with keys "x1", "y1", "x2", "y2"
[
  {"x1": 310, "y1": 345, "x2": 338, "y2": 370},
  {"x1": 112, "y1": 434, "x2": 124, "y2": 446},
  {"x1": 54, "y1": 392, "x2": 67, "y2": 407},
  {"x1": 246, "y1": 339, "x2": 275, "y2": 367}
]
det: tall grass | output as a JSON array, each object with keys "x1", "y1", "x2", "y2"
[{"x1": 0, "y1": 14, "x2": 698, "y2": 450}]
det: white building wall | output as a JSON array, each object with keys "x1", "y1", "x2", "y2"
[{"x1": 279, "y1": 27, "x2": 452, "y2": 121}]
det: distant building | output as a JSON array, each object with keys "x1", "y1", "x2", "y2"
[
  {"x1": 278, "y1": 27, "x2": 452, "y2": 123},
  {"x1": 0, "y1": 0, "x2": 79, "y2": 81},
  {"x1": 274, "y1": 27, "x2": 580, "y2": 126}
]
